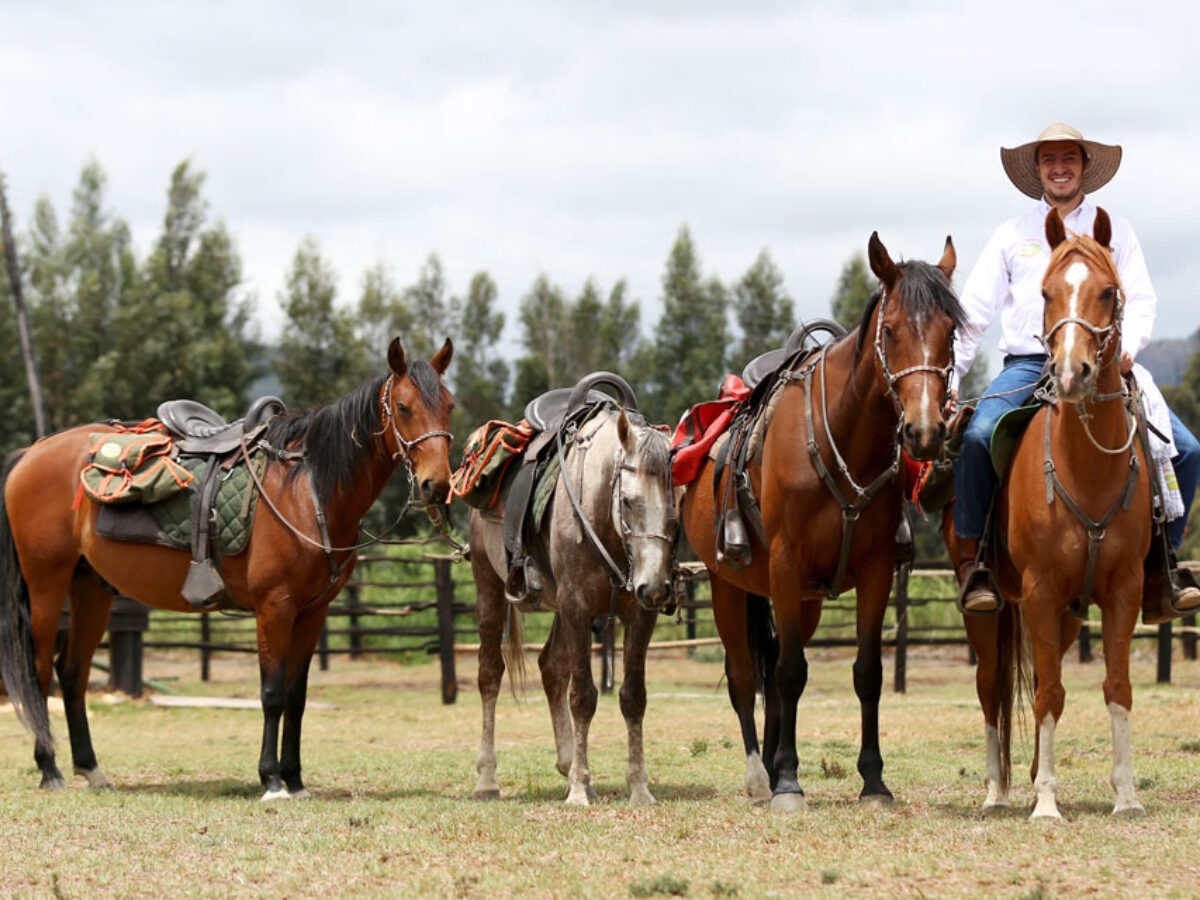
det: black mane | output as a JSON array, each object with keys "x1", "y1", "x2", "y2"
[
  {"x1": 264, "y1": 359, "x2": 447, "y2": 505},
  {"x1": 854, "y1": 259, "x2": 964, "y2": 356}
]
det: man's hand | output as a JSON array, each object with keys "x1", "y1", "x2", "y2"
[
  {"x1": 944, "y1": 388, "x2": 959, "y2": 418},
  {"x1": 1120, "y1": 351, "x2": 1134, "y2": 374}
]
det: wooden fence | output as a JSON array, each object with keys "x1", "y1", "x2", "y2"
[{"x1": 97, "y1": 553, "x2": 1199, "y2": 700}]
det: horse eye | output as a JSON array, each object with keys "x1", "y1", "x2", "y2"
[
  {"x1": 1102, "y1": 287, "x2": 1117, "y2": 302},
  {"x1": 395, "y1": 402, "x2": 410, "y2": 416}
]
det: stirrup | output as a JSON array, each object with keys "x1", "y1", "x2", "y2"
[{"x1": 956, "y1": 564, "x2": 1001, "y2": 615}]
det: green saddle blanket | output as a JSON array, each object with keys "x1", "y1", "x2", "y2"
[
  {"x1": 989, "y1": 404, "x2": 1041, "y2": 478},
  {"x1": 95, "y1": 452, "x2": 266, "y2": 555}
]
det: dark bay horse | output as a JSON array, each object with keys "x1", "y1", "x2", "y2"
[
  {"x1": 682, "y1": 233, "x2": 961, "y2": 809},
  {"x1": 944, "y1": 209, "x2": 1152, "y2": 819},
  {"x1": 0, "y1": 337, "x2": 455, "y2": 800},
  {"x1": 468, "y1": 400, "x2": 678, "y2": 805}
]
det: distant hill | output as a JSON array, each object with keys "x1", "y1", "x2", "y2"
[{"x1": 1139, "y1": 335, "x2": 1199, "y2": 386}]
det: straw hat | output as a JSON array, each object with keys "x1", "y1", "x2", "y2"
[{"x1": 1000, "y1": 123, "x2": 1122, "y2": 199}]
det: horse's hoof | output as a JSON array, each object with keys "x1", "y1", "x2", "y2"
[
  {"x1": 1113, "y1": 803, "x2": 1145, "y2": 818},
  {"x1": 628, "y1": 789, "x2": 657, "y2": 808},
  {"x1": 982, "y1": 800, "x2": 1012, "y2": 815},
  {"x1": 288, "y1": 788, "x2": 312, "y2": 801},
  {"x1": 473, "y1": 789, "x2": 501, "y2": 801},
  {"x1": 770, "y1": 791, "x2": 808, "y2": 812},
  {"x1": 1029, "y1": 809, "x2": 1063, "y2": 824},
  {"x1": 39, "y1": 776, "x2": 67, "y2": 791},
  {"x1": 77, "y1": 766, "x2": 115, "y2": 789},
  {"x1": 564, "y1": 791, "x2": 591, "y2": 807},
  {"x1": 260, "y1": 788, "x2": 291, "y2": 802},
  {"x1": 858, "y1": 792, "x2": 894, "y2": 807}
]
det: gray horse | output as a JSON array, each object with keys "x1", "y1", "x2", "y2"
[{"x1": 469, "y1": 402, "x2": 678, "y2": 806}]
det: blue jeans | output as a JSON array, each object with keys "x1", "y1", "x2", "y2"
[
  {"x1": 953, "y1": 354, "x2": 1200, "y2": 550},
  {"x1": 1167, "y1": 408, "x2": 1199, "y2": 550},
  {"x1": 952, "y1": 355, "x2": 1047, "y2": 540}
]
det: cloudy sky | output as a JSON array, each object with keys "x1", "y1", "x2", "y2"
[{"x1": 4, "y1": 0, "x2": 1200, "y2": 357}]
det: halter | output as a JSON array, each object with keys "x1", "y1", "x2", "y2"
[{"x1": 1039, "y1": 285, "x2": 1124, "y2": 372}]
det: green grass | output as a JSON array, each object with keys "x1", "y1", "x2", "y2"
[{"x1": 4, "y1": 647, "x2": 1200, "y2": 897}]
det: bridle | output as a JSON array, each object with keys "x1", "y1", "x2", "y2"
[
  {"x1": 558, "y1": 411, "x2": 678, "y2": 607},
  {"x1": 873, "y1": 286, "x2": 956, "y2": 418},
  {"x1": 791, "y1": 284, "x2": 952, "y2": 598},
  {"x1": 379, "y1": 373, "x2": 454, "y2": 468}
]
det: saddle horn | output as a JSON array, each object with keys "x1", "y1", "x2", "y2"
[{"x1": 566, "y1": 371, "x2": 638, "y2": 414}]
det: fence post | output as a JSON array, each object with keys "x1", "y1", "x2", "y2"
[
  {"x1": 346, "y1": 582, "x2": 363, "y2": 660},
  {"x1": 318, "y1": 625, "x2": 330, "y2": 671},
  {"x1": 1077, "y1": 622, "x2": 1092, "y2": 663},
  {"x1": 107, "y1": 596, "x2": 149, "y2": 697},
  {"x1": 1156, "y1": 621, "x2": 1172, "y2": 684},
  {"x1": 1183, "y1": 614, "x2": 1197, "y2": 661},
  {"x1": 893, "y1": 562, "x2": 908, "y2": 695},
  {"x1": 200, "y1": 612, "x2": 212, "y2": 682},
  {"x1": 435, "y1": 557, "x2": 458, "y2": 704}
]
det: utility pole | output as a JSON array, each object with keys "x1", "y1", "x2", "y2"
[{"x1": 0, "y1": 169, "x2": 47, "y2": 438}]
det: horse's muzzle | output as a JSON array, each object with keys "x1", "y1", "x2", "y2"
[
  {"x1": 903, "y1": 419, "x2": 948, "y2": 462},
  {"x1": 634, "y1": 579, "x2": 673, "y2": 611}
]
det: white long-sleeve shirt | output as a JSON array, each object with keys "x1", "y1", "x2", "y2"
[{"x1": 952, "y1": 196, "x2": 1157, "y2": 388}]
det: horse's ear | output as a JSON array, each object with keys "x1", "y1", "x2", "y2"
[
  {"x1": 1093, "y1": 208, "x2": 1112, "y2": 249},
  {"x1": 616, "y1": 407, "x2": 633, "y2": 451},
  {"x1": 387, "y1": 338, "x2": 408, "y2": 378},
  {"x1": 430, "y1": 337, "x2": 454, "y2": 376},
  {"x1": 937, "y1": 236, "x2": 956, "y2": 281},
  {"x1": 1045, "y1": 209, "x2": 1067, "y2": 250},
  {"x1": 867, "y1": 231, "x2": 900, "y2": 290}
]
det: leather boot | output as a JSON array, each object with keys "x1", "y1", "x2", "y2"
[{"x1": 955, "y1": 536, "x2": 999, "y2": 614}]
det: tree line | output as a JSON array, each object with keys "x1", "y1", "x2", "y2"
[{"x1": 3, "y1": 158, "x2": 1197, "y2": 555}]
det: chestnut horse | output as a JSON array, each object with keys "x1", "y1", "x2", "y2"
[
  {"x1": 944, "y1": 209, "x2": 1152, "y2": 820},
  {"x1": 0, "y1": 337, "x2": 455, "y2": 800},
  {"x1": 682, "y1": 233, "x2": 961, "y2": 809},
  {"x1": 468, "y1": 401, "x2": 678, "y2": 806}
]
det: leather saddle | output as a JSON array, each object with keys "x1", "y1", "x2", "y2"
[
  {"x1": 502, "y1": 372, "x2": 640, "y2": 608},
  {"x1": 154, "y1": 395, "x2": 286, "y2": 610}
]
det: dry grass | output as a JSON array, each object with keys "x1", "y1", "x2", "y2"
[{"x1": 2, "y1": 644, "x2": 1200, "y2": 898}]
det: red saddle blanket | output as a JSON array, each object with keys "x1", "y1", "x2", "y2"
[{"x1": 671, "y1": 374, "x2": 751, "y2": 486}]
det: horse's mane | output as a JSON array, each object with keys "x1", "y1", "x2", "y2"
[
  {"x1": 1046, "y1": 233, "x2": 1122, "y2": 290},
  {"x1": 633, "y1": 422, "x2": 672, "y2": 480},
  {"x1": 265, "y1": 360, "x2": 447, "y2": 504},
  {"x1": 854, "y1": 259, "x2": 965, "y2": 356}
]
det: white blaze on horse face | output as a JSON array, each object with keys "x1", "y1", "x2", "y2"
[{"x1": 1059, "y1": 260, "x2": 1091, "y2": 363}]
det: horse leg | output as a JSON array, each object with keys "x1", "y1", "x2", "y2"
[
  {"x1": 711, "y1": 580, "x2": 771, "y2": 803},
  {"x1": 768, "y1": 602, "x2": 819, "y2": 812},
  {"x1": 1099, "y1": 595, "x2": 1144, "y2": 816},
  {"x1": 751, "y1": 593, "x2": 781, "y2": 791},
  {"x1": 618, "y1": 604, "x2": 657, "y2": 807},
  {"x1": 964, "y1": 614, "x2": 1009, "y2": 811},
  {"x1": 538, "y1": 616, "x2": 576, "y2": 783},
  {"x1": 57, "y1": 577, "x2": 116, "y2": 788},
  {"x1": 473, "y1": 562, "x2": 508, "y2": 800},
  {"x1": 273, "y1": 606, "x2": 331, "y2": 800},
  {"x1": 1026, "y1": 601, "x2": 1068, "y2": 821},
  {"x1": 255, "y1": 603, "x2": 296, "y2": 801},
  {"x1": 26, "y1": 572, "x2": 73, "y2": 790},
  {"x1": 560, "y1": 604, "x2": 599, "y2": 807},
  {"x1": 853, "y1": 566, "x2": 895, "y2": 803}
]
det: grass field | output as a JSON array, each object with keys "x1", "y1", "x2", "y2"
[{"x1": 2, "y1": 643, "x2": 1200, "y2": 898}]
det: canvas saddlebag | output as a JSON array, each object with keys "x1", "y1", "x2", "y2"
[{"x1": 80, "y1": 423, "x2": 195, "y2": 505}]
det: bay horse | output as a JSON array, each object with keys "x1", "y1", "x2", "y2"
[
  {"x1": 468, "y1": 392, "x2": 678, "y2": 806},
  {"x1": 944, "y1": 208, "x2": 1152, "y2": 820},
  {"x1": 0, "y1": 337, "x2": 455, "y2": 800},
  {"x1": 681, "y1": 233, "x2": 961, "y2": 809}
]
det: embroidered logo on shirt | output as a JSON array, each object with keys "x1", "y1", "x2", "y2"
[{"x1": 1018, "y1": 239, "x2": 1043, "y2": 258}]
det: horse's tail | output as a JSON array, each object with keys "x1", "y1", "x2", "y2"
[
  {"x1": 501, "y1": 603, "x2": 527, "y2": 701},
  {"x1": 994, "y1": 601, "x2": 1028, "y2": 796},
  {"x1": 746, "y1": 593, "x2": 777, "y2": 698},
  {"x1": 0, "y1": 450, "x2": 55, "y2": 760}
]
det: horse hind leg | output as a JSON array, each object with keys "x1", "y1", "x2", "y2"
[
  {"x1": 58, "y1": 573, "x2": 117, "y2": 789},
  {"x1": 713, "y1": 583, "x2": 771, "y2": 803},
  {"x1": 558, "y1": 605, "x2": 599, "y2": 807},
  {"x1": 538, "y1": 615, "x2": 576, "y2": 784},
  {"x1": 473, "y1": 564, "x2": 511, "y2": 801}
]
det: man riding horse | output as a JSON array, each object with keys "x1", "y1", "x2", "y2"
[{"x1": 949, "y1": 122, "x2": 1200, "y2": 616}]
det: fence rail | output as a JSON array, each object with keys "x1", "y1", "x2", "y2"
[{"x1": 93, "y1": 555, "x2": 1199, "y2": 701}]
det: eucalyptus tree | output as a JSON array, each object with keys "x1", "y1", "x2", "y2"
[
  {"x1": 730, "y1": 249, "x2": 796, "y2": 374},
  {"x1": 453, "y1": 270, "x2": 509, "y2": 428}
]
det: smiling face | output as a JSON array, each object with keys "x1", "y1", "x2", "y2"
[{"x1": 1037, "y1": 140, "x2": 1086, "y2": 210}]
